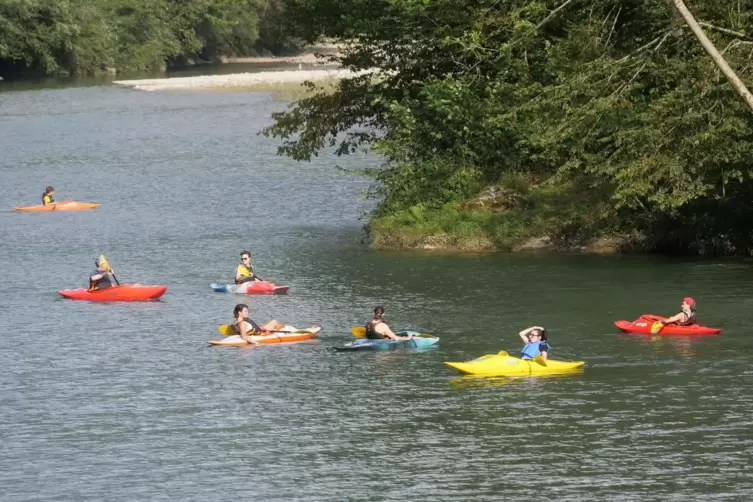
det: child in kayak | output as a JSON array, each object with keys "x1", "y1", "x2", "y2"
[
  {"x1": 660, "y1": 297, "x2": 697, "y2": 326},
  {"x1": 519, "y1": 326, "x2": 550, "y2": 360},
  {"x1": 42, "y1": 186, "x2": 55, "y2": 205},
  {"x1": 89, "y1": 257, "x2": 115, "y2": 291},
  {"x1": 364, "y1": 306, "x2": 414, "y2": 340},
  {"x1": 235, "y1": 250, "x2": 261, "y2": 284},
  {"x1": 232, "y1": 304, "x2": 287, "y2": 344}
]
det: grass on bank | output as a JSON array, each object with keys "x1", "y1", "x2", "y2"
[
  {"x1": 369, "y1": 173, "x2": 624, "y2": 252},
  {"x1": 370, "y1": 204, "x2": 548, "y2": 251}
]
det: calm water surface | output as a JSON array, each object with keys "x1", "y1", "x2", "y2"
[{"x1": 1, "y1": 79, "x2": 753, "y2": 501}]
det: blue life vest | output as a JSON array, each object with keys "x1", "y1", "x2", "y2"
[{"x1": 520, "y1": 341, "x2": 550, "y2": 359}]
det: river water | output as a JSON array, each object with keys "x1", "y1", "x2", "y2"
[{"x1": 1, "y1": 77, "x2": 753, "y2": 501}]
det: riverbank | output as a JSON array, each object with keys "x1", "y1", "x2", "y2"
[
  {"x1": 368, "y1": 177, "x2": 649, "y2": 254},
  {"x1": 369, "y1": 213, "x2": 638, "y2": 254},
  {"x1": 220, "y1": 43, "x2": 342, "y2": 65}
]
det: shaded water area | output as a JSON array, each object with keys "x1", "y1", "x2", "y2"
[{"x1": 2, "y1": 77, "x2": 753, "y2": 500}]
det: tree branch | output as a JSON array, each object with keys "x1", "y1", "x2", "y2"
[
  {"x1": 672, "y1": 0, "x2": 753, "y2": 114},
  {"x1": 699, "y1": 21, "x2": 753, "y2": 41},
  {"x1": 537, "y1": 0, "x2": 577, "y2": 29}
]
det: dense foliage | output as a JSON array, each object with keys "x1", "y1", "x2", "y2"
[
  {"x1": 0, "y1": 0, "x2": 294, "y2": 77},
  {"x1": 265, "y1": 0, "x2": 753, "y2": 254}
]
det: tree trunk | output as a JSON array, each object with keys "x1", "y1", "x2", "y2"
[{"x1": 671, "y1": 0, "x2": 753, "y2": 113}]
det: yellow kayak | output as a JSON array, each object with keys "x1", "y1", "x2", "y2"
[{"x1": 445, "y1": 351, "x2": 584, "y2": 376}]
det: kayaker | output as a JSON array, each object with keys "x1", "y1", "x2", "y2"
[
  {"x1": 364, "y1": 306, "x2": 414, "y2": 340},
  {"x1": 661, "y1": 297, "x2": 697, "y2": 326},
  {"x1": 42, "y1": 186, "x2": 55, "y2": 205},
  {"x1": 235, "y1": 250, "x2": 261, "y2": 284},
  {"x1": 89, "y1": 257, "x2": 115, "y2": 291},
  {"x1": 232, "y1": 304, "x2": 261, "y2": 344},
  {"x1": 231, "y1": 303, "x2": 287, "y2": 344},
  {"x1": 519, "y1": 326, "x2": 550, "y2": 360}
]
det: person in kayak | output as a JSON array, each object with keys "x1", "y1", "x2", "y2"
[
  {"x1": 232, "y1": 304, "x2": 287, "y2": 344},
  {"x1": 235, "y1": 250, "x2": 261, "y2": 284},
  {"x1": 89, "y1": 257, "x2": 115, "y2": 291},
  {"x1": 660, "y1": 297, "x2": 697, "y2": 326},
  {"x1": 42, "y1": 186, "x2": 55, "y2": 205},
  {"x1": 364, "y1": 306, "x2": 414, "y2": 340},
  {"x1": 519, "y1": 326, "x2": 550, "y2": 360}
]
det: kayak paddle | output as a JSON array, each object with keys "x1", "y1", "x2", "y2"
[
  {"x1": 98, "y1": 253, "x2": 120, "y2": 286},
  {"x1": 245, "y1": 262, "x2": 264, "y2": 282},
  {"x1": 650, "y1": 321, "x2": 664, "y2": 334},
  {"x1": 217, "y1": 325, "x2": 312, "y2": 336}
]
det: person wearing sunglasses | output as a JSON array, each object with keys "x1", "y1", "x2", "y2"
[
  {"x1": 519, "y1": 326, "x2": 550, "y2": 360},
  {"x1": 234, "y1": 250, "x2": 261, "y2": 284}
]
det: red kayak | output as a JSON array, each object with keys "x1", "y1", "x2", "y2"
[
  {"x1": 58, "y1": 285, "x2": 167, "y2": 301},
  {"x1": 614, "y1": 314, "x2": 722, "y2": 335}
]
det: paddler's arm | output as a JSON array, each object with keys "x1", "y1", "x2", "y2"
[
  {"x1": 539, "y1": 343, "x2": 549, "y2": 360},
  {"x1": 90, "y1": 270, "x2": 111, "y2": 281},
  {"x1": 238, "y1": 322, "x2": 258, "y2": 344},
  {"x1": 662, "y1": 313, "x2": 683, "y2": 324},
  {"x1": 519, "y1": 326, "x2": 540, "y2": 342},
  {"x1": 380, "y1": 324, "x2": 410, "y2": 340}
]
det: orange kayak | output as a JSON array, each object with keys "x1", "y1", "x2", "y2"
[
  {"x1": 15, "y1": 200, "x2": 100, "y2": 212},
  {"x1": 208, "y1": 326, "x2": 321, "y2": 346}
]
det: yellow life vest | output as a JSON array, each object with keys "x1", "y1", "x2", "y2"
[
  {"x1": 238, "y1": 263, "x2": 253, "y2": 277},
  {"x1": 42, "y1": 194, "x2": 54, "y2": 205},
  {"x1": 235, "y1": 263, "x2": 255, "y2": 284}
]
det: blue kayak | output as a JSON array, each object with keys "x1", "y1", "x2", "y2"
[{"x1": 335, "y1": 331, "x2": 439, "y2": 351}]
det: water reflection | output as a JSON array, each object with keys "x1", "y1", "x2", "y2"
[
  {"x1": 448, "y1": 371, "x2": 586, "y2": 389},
  {"x1": 617, "y1": 333, "x2": 713, "y2": 359}
]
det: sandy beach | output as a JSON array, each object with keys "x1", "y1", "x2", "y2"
[{"x1": 113, "y1": 68, "x2": 365, "y2": 92}]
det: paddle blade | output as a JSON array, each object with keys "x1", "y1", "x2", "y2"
[
  {"x1": 650, "y1": 321, "x2": 663, "y2": 334},
  {"x1": 218, "y1": 325, "x2": 235, "y2": 336},
  {"x1": 533, "y1": 355, "x2": 548, "y2": 366},
  {"x1": 98, "y1": 254, "x2": 112, "y2": 271},
  {"x1": 351, "y1": 326, "x2": 366, "y2": 338},
  {"x1": 98, "y1": 253, "x2": 120, "y2": 285}
]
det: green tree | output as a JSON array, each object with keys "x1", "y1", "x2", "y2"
[
  {"x1": 0, "y1": 0, "x2": 294, "y2": 77},
  {"x1": 265, "y1": 0, "x2": 753, "y2": 254}
]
